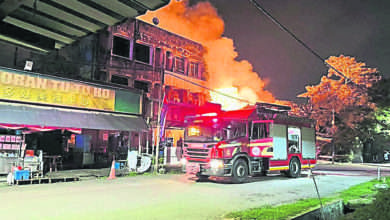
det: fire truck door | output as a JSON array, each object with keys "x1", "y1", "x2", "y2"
[{"x1": 249, "y1": 122, "x2": 272, "y2": 157}]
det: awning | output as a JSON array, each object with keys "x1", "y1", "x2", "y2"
[{"x1": 0, "y1": 102, "x2": 147, "y2": 132}]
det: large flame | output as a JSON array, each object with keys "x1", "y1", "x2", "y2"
[
  {"x1": 139, "y1": 0, "x2": 275, "y2": 110},
  {"x1": 210, "y1": 87, "x2": 253, "y2": 110}
]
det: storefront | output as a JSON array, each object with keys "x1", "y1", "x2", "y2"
[{"x1": 0, "y1": 66, "x2": 147, "y2": 173}]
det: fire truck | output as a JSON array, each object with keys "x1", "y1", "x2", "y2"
[{"x1": 182, "y1": 102, "x2": 316, "y2": 183}]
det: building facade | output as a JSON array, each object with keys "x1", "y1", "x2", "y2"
[
  {"x1": 0, "y1": 18, "x2": 210, "y2": 168},
  {"x1": 0, "y1": 65, "x2": 146, "y2": 172},
  {"x1": 100, "y1": 19, "x2": 209, "y2": 157}
]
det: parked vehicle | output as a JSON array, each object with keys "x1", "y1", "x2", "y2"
[{"x1": 182, "y1": 103, "x2": 317, "y2": 183}]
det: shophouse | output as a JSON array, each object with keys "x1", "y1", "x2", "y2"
[
  {"x1": 0, "y1": 18, "x2": 210, "y2": 170},
  {"x1": 98, "y1": 19, "x2": 209, "y2": 161}
]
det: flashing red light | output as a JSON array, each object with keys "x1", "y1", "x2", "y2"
[{"x1": 211, "y1": 142, "x2": 224, "y2": 159}]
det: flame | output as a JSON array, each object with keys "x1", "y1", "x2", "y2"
[
  {"x1": 210, "y1": 87, "x2": 253, "y2": 110},
  {"x1": 139, "y1": 0, "x2": 275, "y2": 109}
]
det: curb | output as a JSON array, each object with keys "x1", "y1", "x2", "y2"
[{"x1": 312, "y1": 171, "x2": 365, "y2": 176}]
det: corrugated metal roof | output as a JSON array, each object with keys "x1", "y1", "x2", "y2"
[{"x1": 0, "y1": 0, "x2": 169, "y2": 52}]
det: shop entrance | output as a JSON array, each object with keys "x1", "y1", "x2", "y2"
[{"x1": 163, "y1": 128, "x2": 184, "y2": 164}]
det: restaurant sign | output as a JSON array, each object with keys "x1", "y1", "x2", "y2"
[{"x1": 0, "y1": 69, "x2": 115, "y2": 111}]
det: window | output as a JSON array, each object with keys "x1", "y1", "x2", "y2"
[
  {"x1": 112, "y1": 36, "x2": 130, "y2": 58},
  {"x1": 111, "y1": 75, "x2": 128, "y2": 86},
  {"x1": 175, "y1": 57, "x2": 185, "y2": 74},
  {"x1": 165, "y1": 51, "x2": 173, "y2": 71},
  {"x1": 134, "y1": 80, "x2": 149, "y2": 93},
  {"x1": 189, "y1": 62, "x2": 199, "y2": 78},
  {"x1": 288, "y1": 127, "x2": 301, "y2": 153},
  {"x1": 225, "y1": 122, "x2": 246, "y2": 140},
  {"x1": 94, "y1": 71, "x2": 107, "y2": 81},
  {"x1": 251, "y1": 123, "x2": 269, "y2": 140},
  {"x1": 134, "y1": 43, "x2": 150, "y2": 64}
]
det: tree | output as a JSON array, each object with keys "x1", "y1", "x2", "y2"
[
  {"x1": 368, "y1": 78, "x2": 390, "y2": 134},
  {"x1": 298, "y1": 55, "x2": 380, "y2": 157}
]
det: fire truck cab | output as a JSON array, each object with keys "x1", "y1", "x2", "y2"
[{"x1": 182, "y1": 103, "x2": 316, "y2": 183}]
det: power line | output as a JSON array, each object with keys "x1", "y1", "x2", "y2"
[
  {"x1": 248, "y1": 0, "x2": 359, "y2": 86},
  {"x1": 16, "y1": 55, "x2": 256, "y2": 104},
  {"x1": 43, "y1": 59, "x2": 255, "y2": 103}
]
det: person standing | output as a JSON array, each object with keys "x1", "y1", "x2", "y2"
[{"x1": 176, "y1": 138, "x2": 183, "y2": 160}]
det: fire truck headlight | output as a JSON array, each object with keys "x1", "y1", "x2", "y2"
[
  {"x1": 210, "y1": 159, "x2": 224, "y2": 169},
  {"x1": 180, "y1": 158, "x2": 187, "y2": 166}
]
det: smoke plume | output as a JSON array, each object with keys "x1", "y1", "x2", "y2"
[{"x1": 139, "y1": 0, "x2": 275, "y2": 106}]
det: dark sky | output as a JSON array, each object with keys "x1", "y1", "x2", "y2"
[{"x1": 190, "y1": 0, "x2": 390, "y2": 102}]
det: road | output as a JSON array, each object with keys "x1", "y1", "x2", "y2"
[{"x1": 0, "y1": 170, "x2": 372, "y2": 220}]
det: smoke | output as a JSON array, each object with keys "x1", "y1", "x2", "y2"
[{"x1": 139, "y1": 0, "x2": 275, "y2": 104}]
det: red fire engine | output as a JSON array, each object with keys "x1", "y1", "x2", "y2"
[{"x1": 182, "y1": 102, "x2": 317, "y2": 183}]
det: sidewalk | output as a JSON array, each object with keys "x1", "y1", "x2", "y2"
[
  {"x1": 0, "y1": 168, "x2": 110, "y2": 184},
  {"x1": 0, "y1": 163, "x2": 184, "y2": 184}
]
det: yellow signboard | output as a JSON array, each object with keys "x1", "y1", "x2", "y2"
[{"x1": 0, "y1": 70, "x2": 115, "y2": 111}]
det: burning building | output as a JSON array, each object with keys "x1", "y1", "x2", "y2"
[
  {"x1": 100, "y1": 18, "x2": 211, "y2": 161},
  {"x1": 0, "y1": 16, "x2": 211, "y2": 169},
  {"x1": 0, "y1": 0, "x2": 279, "y2": 170},
  {"x1": 139, "y1": 0, "x2": 276, "y2": 110}
]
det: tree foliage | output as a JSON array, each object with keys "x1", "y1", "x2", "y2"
[
  {"x1": 368, "y1": 78, "x2": 390, "y2": 136},
  {"x1": 298, "y1": 55, "x2": 381, "y2": 154}
]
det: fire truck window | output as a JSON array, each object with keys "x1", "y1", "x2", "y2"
[
  {"x1": 251, "y1": 123, "x2": 269, "y2": 140},
  {"x1": 288, "y1": 127, "x2": 301, "y2": 153},
  {"x1": 226, "y1": 123, "x2": 246, "y2": 139}
]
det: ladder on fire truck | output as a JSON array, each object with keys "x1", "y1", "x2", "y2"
[{"x1": 256, "y1": 102, "x2": 291, "y2": 115}]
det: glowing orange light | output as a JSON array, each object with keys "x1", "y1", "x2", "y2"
[
  {"x1": 210, "y1": 87, "x2": 252, "y2": 110},
  {"x1": 188, "y1": 126, "x2": 200, "y2": 136}
]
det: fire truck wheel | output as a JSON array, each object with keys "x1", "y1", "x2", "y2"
[
  {"x1": 232, "y1": 159, "x2": 248, "y2": 183},
  {"x1": 287, "y1": 157, "x2": 301, "y2": 178}
]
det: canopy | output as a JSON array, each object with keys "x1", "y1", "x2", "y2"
[{"x1": 0, "y1": 102, "x2": 147, "y2": 132}]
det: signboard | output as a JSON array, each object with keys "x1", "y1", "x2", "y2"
[
  {"x1": 0, "y1": 68, "x2": 143, "y2": 115},
  {"x1": 0, "y1": 69, "x2": 115, "y2": 111}
]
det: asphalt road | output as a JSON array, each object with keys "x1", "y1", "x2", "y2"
[{"x1": 0, "y1": 171, "x2": 372, "y2": 220}]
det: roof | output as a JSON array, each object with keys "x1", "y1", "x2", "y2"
[{"x1": 0, "y1": 0, "x2": 169, "y2": 52}]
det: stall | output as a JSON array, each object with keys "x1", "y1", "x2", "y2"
[{"x1": 0, "y1": 134, "x2": 24, "y2": 175}]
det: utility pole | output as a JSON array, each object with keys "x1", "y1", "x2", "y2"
[
  {"x1": 154, "y1": 68, "x2": 165, "y2": 173},
  {"x1": 332, "y1": 108, "x2": 335, "y2": 165}
]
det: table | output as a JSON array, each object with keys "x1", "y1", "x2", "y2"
[{"x1": 43, "y1": 155, "x2": 62, "y2": 172}]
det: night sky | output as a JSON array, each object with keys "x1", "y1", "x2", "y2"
[{"x1": 190, "y1": 0, "x2": 390, "y2": 102}]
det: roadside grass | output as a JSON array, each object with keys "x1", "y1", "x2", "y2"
[
  {"x1": 225, "y1": 198, "x2": 334, "y2": 220},
  {"x1": 338, "y1": 178, "x2": 384, "y2": 202},
  {"x1": 225, "y1": 177, "x2": 388, "y2": 220}
]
